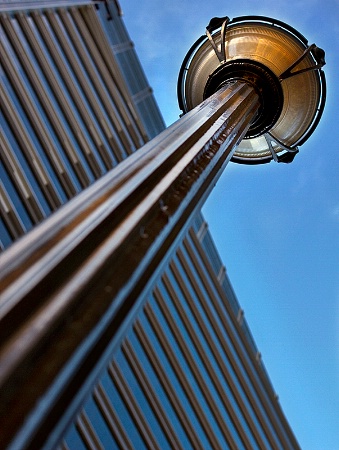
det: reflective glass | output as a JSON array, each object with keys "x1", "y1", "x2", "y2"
[
  {"x1": 63, "y1": 423, "x2": 87, "y2": 450},
  {"x1": 1, "y1": 113, "x2": 53, "y2": 215},
  {"x1": 26, "y1": 16, "x2": 102, "y2": 178},
  {"x1": 114, "y1": 348, "x2": 172, "y2": 449},
  {"x1": 0, "y1": 161, "x2": 32, "y2": 232},
  {"x1": 62, "y1": 10, "x2": 131, "y2": 162},
  {"x1": 162, "y1": 268, "x2": 271, "y2": 447},
  {"x1": 128, "y1": 329, "x2": 194, "y2": 449},
  {"x1": 100, "y1": 371, "x2": 148, "y2": 449},
  {"x1": 150, "y1": 293, "x2": 237, "y2": 449},
  {"x1": 137, "y1": 311, "x2": 212, "y2": 448},
  {"x1": 0, "y1": 217, "x2": 13, "y2": 249},
  {"x1": 155, "y1": 281, "x2": 252, "y2": 448},
  {"x1": 169, "y1": 252, "x2": 283, "y2": 445},
  {"x1": 83, "y1": 395, "x2": 119, "y2": 449}
]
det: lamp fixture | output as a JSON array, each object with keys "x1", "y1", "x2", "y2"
[{"x1": 178, "y1": 16, "x2": 326, "y2": 164}]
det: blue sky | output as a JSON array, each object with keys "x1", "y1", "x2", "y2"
[{"x1": 122, "y1": 1, "x2": 339, "y2": 448}]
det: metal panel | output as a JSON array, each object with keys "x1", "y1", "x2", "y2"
[
  {"x1": 1, "y1": 15, "x2": 78, "y2": 196},
  {"x1": 31, "y1": 12, "x2": 113, "y2": 171},
  {"x1": 58, "y1": 7, "x2": 131, "y2": 162},
  {"x1": 45, "y1": 11, "x2": 118, "y2": 169},
  {"x1": 0, "y1": 1, "x2": 92, "y2": 13}
]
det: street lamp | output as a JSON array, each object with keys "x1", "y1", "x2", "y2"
[
  {"x1": 0, "y1": 13, "x2": 326, "y2": 450},
  {"x1": 178, "y1": 16, "x2": 326, "y2": 164}
]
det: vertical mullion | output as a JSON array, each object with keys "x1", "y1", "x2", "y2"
[
  {"x1": 183, "y1": 235, "x2": 291, "y2": 445},
  {"x1": 161, "y1": 273, "x2": 270, "y2": 449},
  {"x1": 57, "y1": 441, "x2": 70, "y2": 450},
  {"x1": 172, "y1": 251, "x2": 284, "y2": 448},
  {"x1": 93, "y1": 383, "x2": 134, "y2": 450},
  {"x1": 1, "y1": 134, "x2": 45, "y2": 223},
  {"x1": 0, "y1": 81, "x2": 62, "y2": 210},
  {"x1": 72, "y1": 6, "x2": 144, "y2": 149},
  {"x1": 153, "y1": 285, "x2": 255, "y2": 449},
  {"x1": 1, "y1": 16, "x2": 77, "y2": 199},
  {"x1": 16, "y1": 13, "x2": 101, "y2": 180},
  {"x1": 0, "y1": 182, "x2": 25, "y2": 240},
  {"x1": 76, "y1": 410, "x2": 104, "y2": 450},
  {"x1": 2, "y1": 13, "x2": 90, "y2": 189},
  {"x1": 122, "y1": 339, "x2": 184, "y2": 450},
  {"x1": 46, "y1": 10, "x2": 117, "y2": 170},
  {"x1": 30, "y1": 12, "x2": 106, "y2": 176},
  {"x1": 71, "y1": 6, "x2": 136, "y2": 153},
  {"x1": 144, "y1": 303, "x2": 224, "y2": 450},
  {"x1": 108, "y1": 361, "x2": 161, "y2": 450},
  {"x1": 80, "y1": 5, "x2": 148, "y2": 141},
  {"x1": 134, "y1": 321, "x2": 203, "y2": 450},
  {"x1": 58, "y1": 8, "x2": 128, "y2": 162}
]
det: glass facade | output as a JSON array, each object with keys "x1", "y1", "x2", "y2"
[
  {"x1": 60, "y1": 217, "x2": 299, "y2": 449},
  {"x1": 0, "y1": 0, "x2": 165, "y2": 249},
  {"x1": 0, "y1": 1, "x2": 300, "y2": 448}
]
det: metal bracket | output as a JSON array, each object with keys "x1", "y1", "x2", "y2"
[
  {"x1": 206, "y1": 17, "x2": 230, "y2": 63},
  {"x1": 279, "y1": 44, "x2": 325, "y2": 81},
  {"x1": 264, "y1": 133, "x2": 299, "y2": 163}
]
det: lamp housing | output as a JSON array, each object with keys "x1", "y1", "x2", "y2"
[{"x1": 178, "y1": 15, "x2": 326, "y2": 164}]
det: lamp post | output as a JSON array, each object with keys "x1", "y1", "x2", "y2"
[{"x1": 0, "y1": 14, "x2": 326, "y2": 450}]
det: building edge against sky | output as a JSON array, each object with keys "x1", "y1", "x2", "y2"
[{"x1": 0, "y1": 1, "x2": 300, "y2": 448}]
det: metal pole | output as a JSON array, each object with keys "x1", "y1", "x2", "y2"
[{"x1": 0, "y1": 81, "x2": 259, "y2": 449}]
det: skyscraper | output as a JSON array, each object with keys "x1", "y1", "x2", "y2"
[
  {"x1": 0, "y1": 0, "x2": 165, "y2": 250},
  {"x1": 0, "y1": 1, "x2": 300, "y2": 448}
]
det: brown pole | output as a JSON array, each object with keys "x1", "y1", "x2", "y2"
[{"x1": 0, "y1": 81, "x2": 259, "y2": 449}]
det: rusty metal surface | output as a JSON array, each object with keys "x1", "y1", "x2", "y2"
[{"x1": 0, "y1": 81, "x2": 259, "y2": 449}]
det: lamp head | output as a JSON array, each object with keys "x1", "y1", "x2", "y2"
[{"x1": 178, "y1": 16, "x2": 326, "y2": 164}]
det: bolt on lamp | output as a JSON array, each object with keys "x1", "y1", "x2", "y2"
[{"x1": 178, "y1": 15, "x2": 326, "y2": 164}]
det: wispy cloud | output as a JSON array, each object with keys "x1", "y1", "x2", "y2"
[{"x1": 332, "y1": 205, "x2": 339, "y2": 222}]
